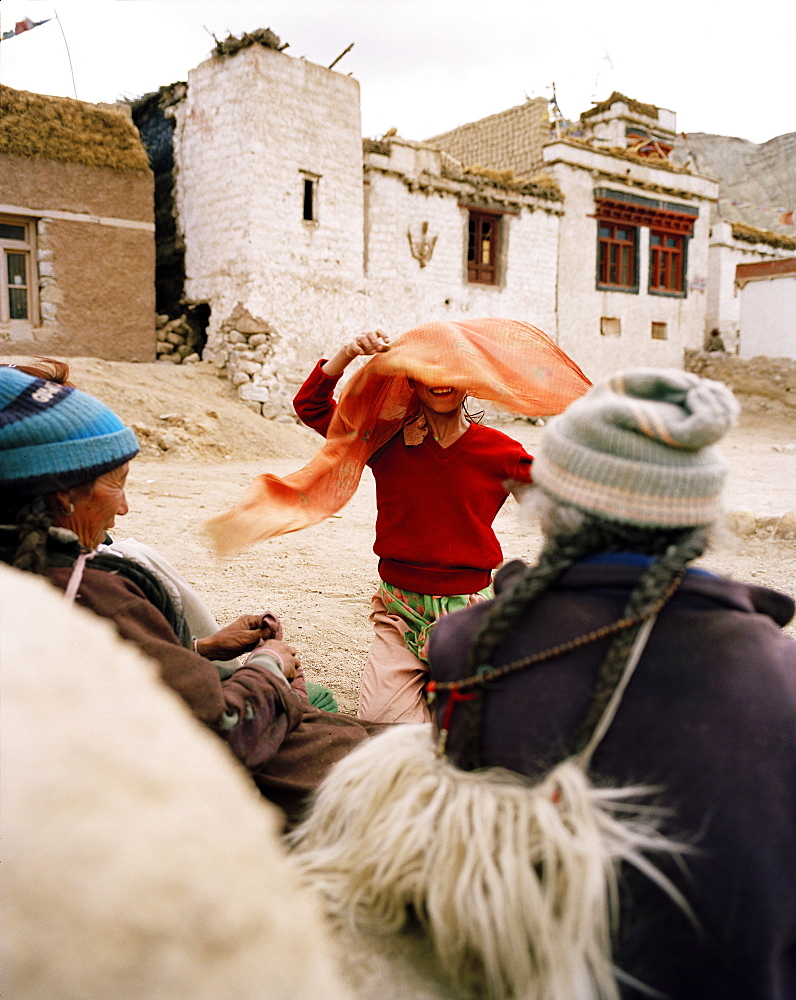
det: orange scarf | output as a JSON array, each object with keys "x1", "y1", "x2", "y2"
[{"x1": 207, "y1": 319, "x2": 590, "y2": 554}]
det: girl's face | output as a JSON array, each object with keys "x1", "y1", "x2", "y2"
[{"x1": 412, "y1": 380, "x2": 467, "y2": 415}]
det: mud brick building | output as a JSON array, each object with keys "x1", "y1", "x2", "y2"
[{"x1": 0, "y1": 86, "x2": 155, "y2": 360}]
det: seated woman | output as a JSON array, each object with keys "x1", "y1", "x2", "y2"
[
  {"x1": 1, "y1": 356, "x2": 337, "y2": 709},
  {"x1": 289, "y1": 369, "x2": 796, "y2": 1000},
  {"x1": 0, "y1": 366, "x2": 377, "y2": 825}
]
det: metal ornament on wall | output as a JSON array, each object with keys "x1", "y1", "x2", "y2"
[{"x1": 407, "y1": 221, "x2": 438, "y2": 268}]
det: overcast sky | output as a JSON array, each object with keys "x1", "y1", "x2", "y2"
[{"x1": 0, "y1": 0, "x2": 793, "y2": 145}]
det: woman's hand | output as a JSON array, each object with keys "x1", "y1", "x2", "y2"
[
  {"x1": 322, "y1": 330, "x2": 390, "y2": 377},
  {"x1": 195, "y1": 612, "x2": 282, "y2": 661},
  {"x1": 244, "y1": 639, "x2": 300, "y2": 681}
]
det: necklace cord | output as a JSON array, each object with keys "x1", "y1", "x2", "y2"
[{"x1": 427, "y1": 571, "x2": 683, "y2": 696}]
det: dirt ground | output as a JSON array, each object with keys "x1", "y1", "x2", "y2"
[{"x1": 16, "y1": 356, "x2": 795, "y2": 715}]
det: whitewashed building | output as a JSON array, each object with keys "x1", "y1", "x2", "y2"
[
  {"x1": 140, "y1": 40, "x2": 734, "y2": 408},
  {"x1": 144, "y1": 36, "x2": 562, "y2": 414},
  {"x1": 432, "y1": 93, "x2": 719, "y2": 380}
]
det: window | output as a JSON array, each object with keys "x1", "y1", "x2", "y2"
[
  {"x1": 467, "y1": 210, "x2": 499, "y2": 285},
  {"x1": 597, "y1": 222, "x2": 637, "y2": 290},
  {"x1": 300, "y1": 172, "x2": 320, "y2": 223},
  {"x1": 649, "y1": 231, "x2": 685, "y2": 294},
  {"x1": 651, "y1": 321, "x2": 668, "y2": 340},
  {"x1": 1, "y1": 217, "x2": 36, "y2": 323},
  {"x1": 600, "y1": 316, "x2": 621, "y2": 337},
  {"x1": 594, "y1": 190, "x2": 696, "y2": 297}
]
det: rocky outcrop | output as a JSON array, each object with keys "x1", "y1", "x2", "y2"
[
  {"x1": 675, "y1": 132, "x2": 796, "y2": 235},
  {"x1": 685, "y1": 350, "x2": 796, "y2": 408}
]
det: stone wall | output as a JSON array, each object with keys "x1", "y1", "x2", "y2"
[{"x1": 685, "y1": 349, "x2": 796, "y2": 408}]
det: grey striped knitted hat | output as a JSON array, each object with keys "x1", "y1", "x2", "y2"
[{"x1": 532, "y1": 369, "x2": 739, "y2": 528}]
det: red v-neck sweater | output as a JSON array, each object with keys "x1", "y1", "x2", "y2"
[{"x1": 294, "y1": 362, "x2": 533, "y2": 595}]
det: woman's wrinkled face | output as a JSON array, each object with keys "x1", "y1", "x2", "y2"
[
  {"x1": 64, "y1": 463, "x2": 130, "y2": 549},
  {"x1": 412, "y1": 380, "x2": 467, "y2": 414}
]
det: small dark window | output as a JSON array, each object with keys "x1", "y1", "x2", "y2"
[
  {"x1": 651, "y1": 321, "x2": 668, "y2": 340},
  {"x1": 0, "y1": 223, "x2": 26, "y2": 240},
  {"x1": 303, "y1": 178, "x2": 316, "y2": 222},
  {"x1": 467, "y1": 210, "x2": 499, "y2": 284}
]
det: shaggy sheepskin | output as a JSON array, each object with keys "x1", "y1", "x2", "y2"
[
  {"x1": 289, "y1": 723, "x2": 691, "y2": 1000},
  {"x1": 0, "y1": 565, "x2": 351, "y2": 1000}
]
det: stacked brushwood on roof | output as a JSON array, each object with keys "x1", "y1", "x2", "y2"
[
  {"x1": 0, "y1": 84, "x2": 149, "y2": 171},
  {"x1": 731, "y1": 221, "x2": 796, "y2": 251},
  {"x1": 213, "y1": 28, "x2": 285, "y2": 58},
  {"x1": 582, "y1": 91, "x2": 659, "y2": 121}
]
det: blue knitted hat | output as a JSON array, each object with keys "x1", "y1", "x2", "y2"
[
  {"x1": 532, "y1": 369, "x2": 739, "y2": 528},
  {"x1": 0, "y1": 367, "x2": 140, "y2": 495}
]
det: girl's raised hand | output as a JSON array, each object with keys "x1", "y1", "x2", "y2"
[
  {"x1": 344, "y1": 330, "x2": 390, "y2": 359},
  {"x1": 323, "y1": 330, "x2": 390, "y2": 377}
]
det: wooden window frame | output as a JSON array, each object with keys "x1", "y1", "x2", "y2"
[
  {"x1": 625, "y1": 128, "x2": 673, "y2": 158},
  {"x1": 467, "y1": 208, "x2": 500, "y2": 285},
  {"x1": 0, "y1": 215, "x2": 38, "y2": 326},
  {"x1": 597, "y1": 220, "x2": 638, "y2": 292},
  {"x1": 649, "y1": 230, "x2": 687, "y2": 296}
]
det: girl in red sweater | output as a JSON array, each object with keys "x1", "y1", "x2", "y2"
[
  {"x1": 209, "y1": 318, "x2": 589, "y2": 722},
  {"x1": 294, "y1": 330, "x2": 533, "y2": 724}
]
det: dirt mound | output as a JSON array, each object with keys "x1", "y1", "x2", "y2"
[{"x1": 5, "y1": 356, "x2": 318, "y2": 463}]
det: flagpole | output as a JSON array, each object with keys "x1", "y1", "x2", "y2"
[{"x1": 53, "y1": 9, "x2": 77, "y2": 100}]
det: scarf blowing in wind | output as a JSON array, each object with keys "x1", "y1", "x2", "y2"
[{"x1": 207, "y1": 318, "x2": 591, "y2": 554}]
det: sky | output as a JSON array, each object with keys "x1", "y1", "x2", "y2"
[{"x1": 0, "y1": 0, "x2": 793, "y2": 145}]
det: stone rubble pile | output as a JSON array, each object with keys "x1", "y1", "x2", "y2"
[
  {"x1": 725, "y1": 508, "x2": 796, "y2": 540},
  {"x1": 686, "y1": 350, "x2": 796, "y2": 408},
  {"x1": 156, "y1": 314, "x2": 204, "y2": 365},
  {"x1": 205, "y1": 304, "x2": 295, "y2": 419}
]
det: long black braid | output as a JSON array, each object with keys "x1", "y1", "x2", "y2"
[
  {"x1": 9, "y1": 496, "x2": 54, "y2": 575},
  {"x1": 455, "y1": 507, "x2": 710, "y2": 770}
]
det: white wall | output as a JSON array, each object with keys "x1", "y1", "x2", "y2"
[
  {"x1": 360, "y1": 141, "x2": 560, "y2": 337},
  {"x1": 173, "y1": 54, "x2": 562, "y2": 412},
  {"x1": 739, "y1": 275, "x2": 796, "y2": 359}
]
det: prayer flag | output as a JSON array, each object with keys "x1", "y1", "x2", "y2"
[{"x1": 0, "y1": 16, "x2": 51, "y2": 42}]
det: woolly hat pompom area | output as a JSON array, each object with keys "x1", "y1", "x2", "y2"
[
  {"x1": 0, "y1": 367, "x2": 139, "y2": 495},
  {"x1": 532, "y1": 368, "x2": 740, "y2": 529}
]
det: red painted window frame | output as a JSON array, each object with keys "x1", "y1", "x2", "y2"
[
  {"x1": 597, "y1": 221, "x2": 637, "y2": 290},
  {"x1": 649, "y1": 231, "x2": 685, "y2": 293},
  {"x1": 467, "y1": 209, "x2": 500, "y2": 285}
]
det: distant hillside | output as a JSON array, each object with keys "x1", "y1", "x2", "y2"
[{"x1": 676, "y1": 132, "x2": 796, "y2": 235}]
